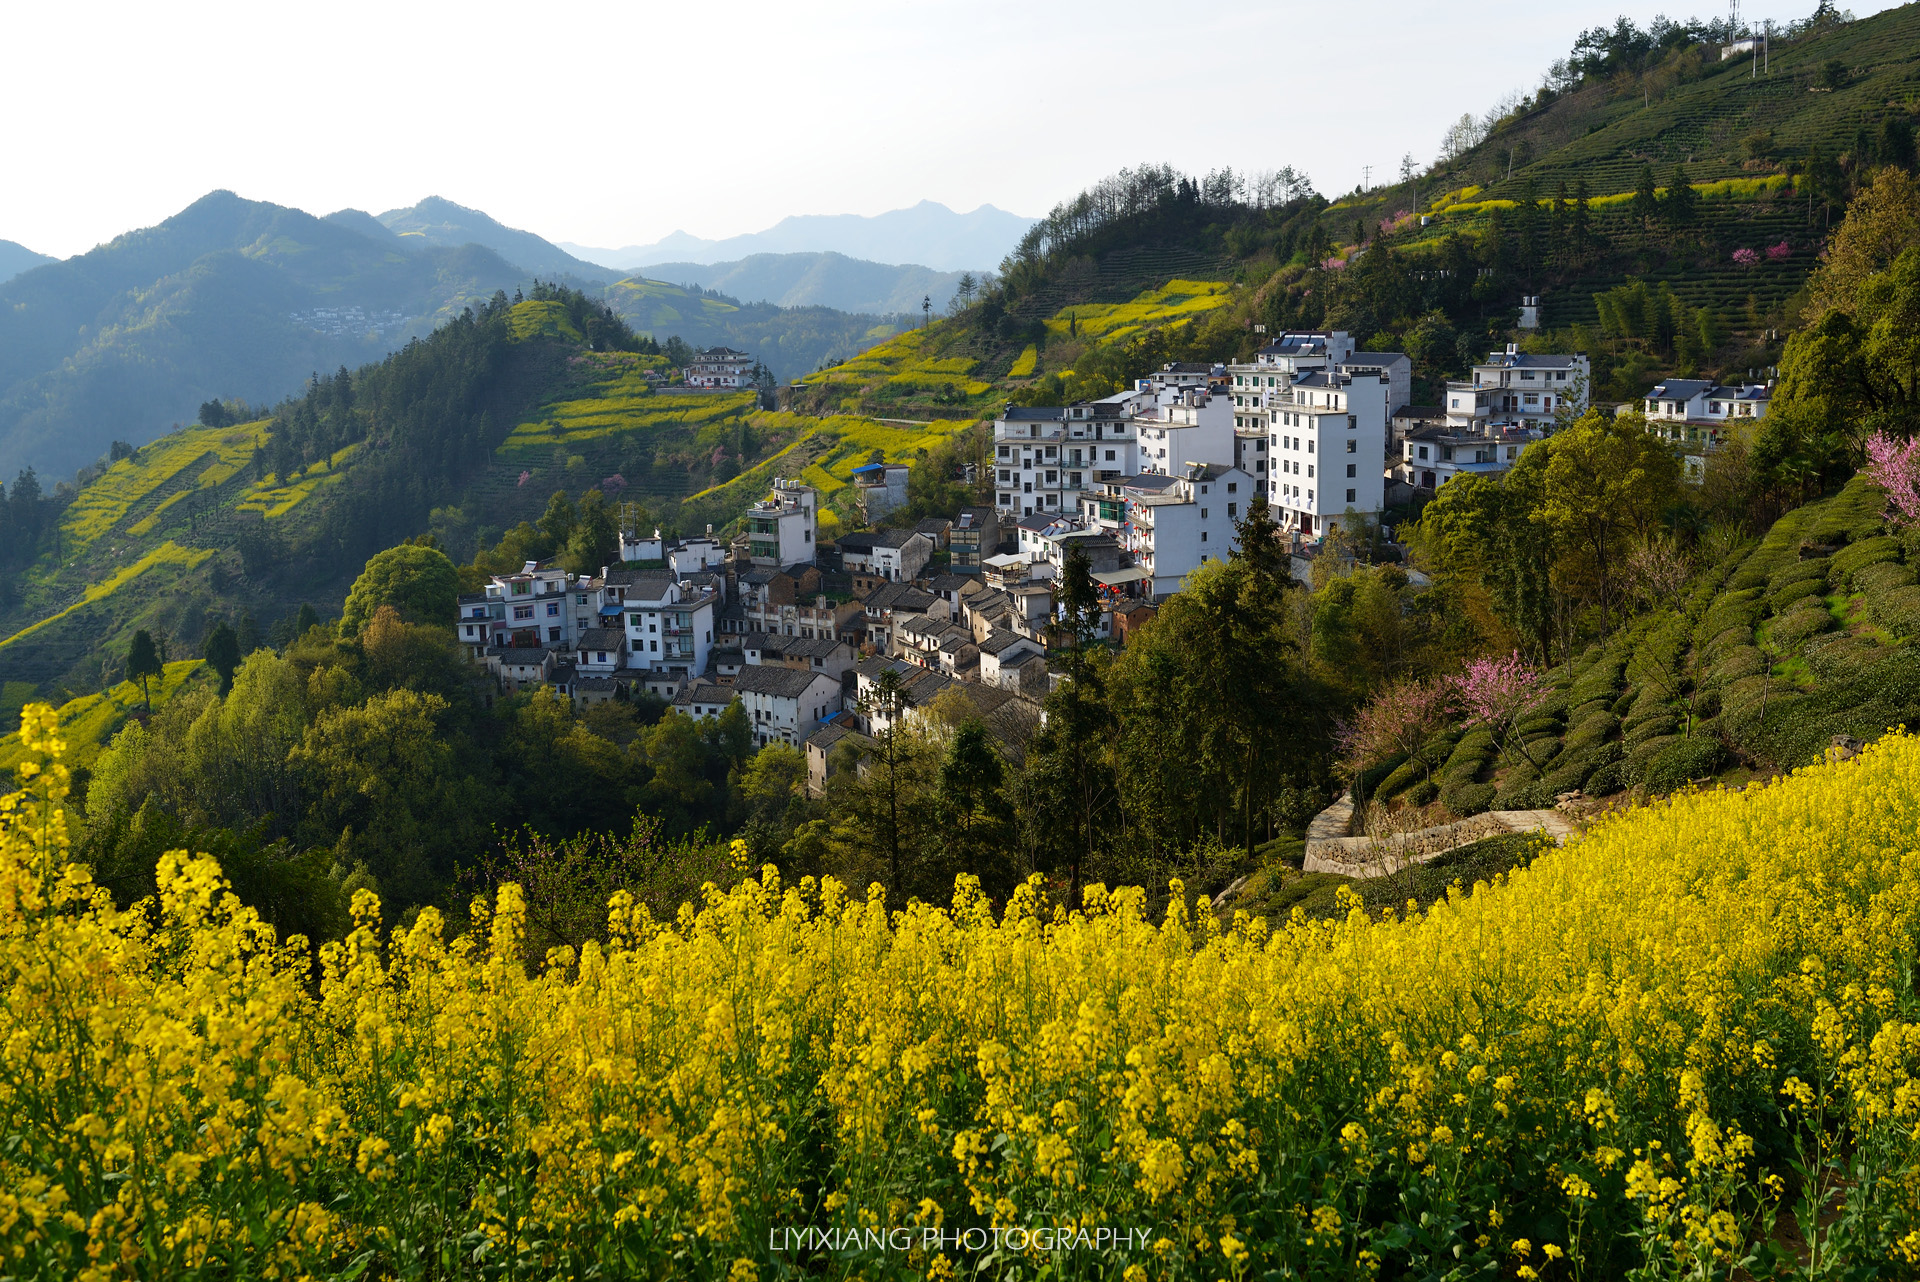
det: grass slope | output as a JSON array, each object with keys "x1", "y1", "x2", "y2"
[{"x1": 0, "y1": 660, "x2": 206, "y2": 773}]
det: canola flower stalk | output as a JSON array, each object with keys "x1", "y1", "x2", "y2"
[{"x1": 6, "y1": 700, "x2": 1920, "y2": 1277}]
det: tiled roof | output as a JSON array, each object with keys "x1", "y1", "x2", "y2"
[
  {"x1": 577, "y1": 628, "x2": 626, "y2": 651},
  {"x1": 733, "y1": 665, "x2": 834, "y2": 698},
  {"x1": 674, "y1": 682, "x2": 735, "y2": 707}
]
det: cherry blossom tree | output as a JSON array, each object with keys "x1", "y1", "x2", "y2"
[
  {"x1": 1335, "y1": 678, "x2": 1455, "y2": 786},
  {"x1": 1451, "y1": 652, "x2": 1550, "y2": 769},
  {"x1": 1864, "y1": 431, "x2": 1920, "y2": 529},
  {"x1": 1732, "y1": 247, "x2": 1761, "y2": 268}
]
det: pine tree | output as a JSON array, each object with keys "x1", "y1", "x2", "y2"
[
  {"x1": 1664, "y1": 165, "x2": 1698, "y2": 229},
  {"x1": 126, "y1": 630, "x2": 162, "y2": 712},
  {"x1": 1632, "y1": 163, "x2": 1660, "y2": 227},
  {"x1": 203, "y1": 622, "x2": 240, "y2": 694}
]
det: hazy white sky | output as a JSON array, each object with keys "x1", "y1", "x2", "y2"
[{"x1": 2, "y1": 0, "x2": 1898, "y2": 260}]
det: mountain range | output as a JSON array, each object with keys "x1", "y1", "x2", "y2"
[
  {"x1": 642, "y1": 252, "x2": 970, "y2": 316},
  {"x1": 560, "y1": 200, "x2": 1035, "y2": 272},
  {"x1": 0, "y1": 239, "x2": 54, "y2": 285}
]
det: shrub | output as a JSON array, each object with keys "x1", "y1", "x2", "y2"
[
  {"x1": 1584, "y1": 760, "x2": 1626, "y2": 794},
  {"x1": 1832, "y1": 535, "x2": 1901, "y2": 587},
  {"x1": 1352, "y1": 753, "x2": 1409, "y2": 803},
  {"x1": 1644, "y1": 737, "x2": 1727, "y2": 793},
  {"x1": 1624, "y1": 733, "x2": 1684, "y2": 785},
  {"x1": 1405, "y1": 779, "x2": 1440, "y2": 807},
  {"x1": 1626, "y1": 715, "x2": 1681, "y2": 750},
  {"x1": 1766, "y1": 557, "x2": 1830, "y2": 597},
  {"x1": 1698, "y1": 587, "x2": 1767, "y2": 641},
  {"x1": 1563, "y1": 710, "x2": 1621, "y2": 751},
  {"x1": 1770, "y1": 604, "x2": 1836, "y2": 650},
  {"x1": 1441, "y1": 780, "x2": 1497, "y2": 815},
  {"x1": 1708, "y1": 645, "x2": 1766, "y2": 684},
  {"x1": 1856, "y1": 561, "x2": 1917, "y2": 597},
  {"x1": 1871, "y1": 585, "x2": 1920, "y2": 639},
  {"x1": 1767, "y1": 577, "x2": 1828, "y2": 613}
]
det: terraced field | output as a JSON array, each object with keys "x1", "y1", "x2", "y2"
[
  {"x1": 0, "y1": 543, "x2": 215, "y2": 652},
  {"x1": 0, "y1": 660, "x2": 205, "y2": 772},
  {"x1": 60, "y1": 422, "x2": 269, "y2": 551},
  {"x1": 500, "y1": 383, "x2": 756, "y2": 453}
]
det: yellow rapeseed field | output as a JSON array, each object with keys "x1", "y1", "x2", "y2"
[{"x1": 5, "y1": 705, "x2": 1920, "y2": 1278}]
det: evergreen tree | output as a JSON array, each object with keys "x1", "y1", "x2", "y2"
[
  {"x1": 1632, "y1": 163, "x2": 1660, "y2": 227},
  {"x1": 126, "y1": 630, "x2": 162, "y2": 712},
  {"x1": 1664, "y1": 165, "x2": 1698, "y2": 229},
  {"x1": 204, "y1": 622, "x2": 241, "y2": 695}
]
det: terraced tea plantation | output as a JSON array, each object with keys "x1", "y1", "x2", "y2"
[{"x1": 1367, "y1": 478, "x2": 1916, "y2": 816}]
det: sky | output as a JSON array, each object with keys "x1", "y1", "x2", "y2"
[{"x1": 1, "y1": 0, "x2": 1902, "y2": 261}]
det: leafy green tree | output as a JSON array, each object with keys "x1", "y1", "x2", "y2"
[
  {"x1": 126, "y1": 630, "x2": 162, "y2": 712},
  {"x1": 1632, "y1": 163, "x2": 1660, "y2": 227},
  {"x1": 203, "y1": 622, "x2": 240, "y2": 694},
  {"x1": 937, "y1": 720, "x2": 1010, "y2": 885},
  {"x1": 855, "y1": 669, "x2": 922, "y2": 898},
  {"x1": 1539, "y1": 411, "x2": 1682, "y2": 636},
  {"x1": 340, "y1": 544, "x2": 458, "y2": 636},
  {"x1": 539, "y1": 491, "x2": 579, "y2": 549},
  {"x1": 1663, "y1": 165, "x2": 1697, "y2": 229},
  {"x1": 1018, "y1": 668, "x2": 1118, "y2": 907}
]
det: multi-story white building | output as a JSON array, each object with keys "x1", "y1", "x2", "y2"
[
  {"x1": 731, "y1": 665, "x2": 844, "y2": 747},
  {"x1": 609, "y1": 570, "x2": 718, "y2": 680},
  {"x1": 685, "y1": 347, "x2": 755, "y2": 389},
  {"x1": 1396, "y1": 424, "x2": 1533, "y2": 491},
  {"x1": 1135, "y1": 386, "x2": 1235, "y2": 478},
  {"x1": 1445, "y1": 346, "x2": 1590, "y2": 432},
  {"x1": 1264, "y1": 368, "x2": 1391, "y2": 536},
  {"x1": 744, "y1": 478, "x2": 818, "y2": 567},
  {"x1": 852, "y1": 462, "x2": 911, "y2": 520},
  {"x1": 459, "y1": 562, "x2": 583, "y2": 654},
  {"x1": 1098, "y1": 463, "x2": 1254, "y2": 597},
  {"x1": 1638, "y1": 378, "x2": 1772, "y2": 480}
]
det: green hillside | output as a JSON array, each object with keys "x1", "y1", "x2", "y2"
[
  {"x1": 601, "y1": 275, "x2": 907, "y2": 380},
  {"x1": 0, "y1": 288, "x2": 967, "y2": 709},
  {"x1": 1358, "y1": 475, "x2": 1920, "y2": 818}
]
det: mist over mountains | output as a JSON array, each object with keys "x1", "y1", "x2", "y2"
[{"x1": 560, "y1": 200, "x2": 1036, "y2": 272}]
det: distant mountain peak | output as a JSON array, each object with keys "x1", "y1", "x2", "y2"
[
  {"x1": 0, "y1": 239, "x2": 56, "y2": 286},
  {"x1": 560, "y1": 201, "x2": 1038, "y2": 273},
  {"x1": 379, "y1": 198, "x2": 605, "y2": 281}
]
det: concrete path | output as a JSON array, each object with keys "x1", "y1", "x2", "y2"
[{"x1": 1303, "y1": 800, "x2": 1579, "y2": 879}]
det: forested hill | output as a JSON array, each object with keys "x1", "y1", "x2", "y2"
[
  {"x1": 0, "y1": 282, "x2": 956, "y2": 711},
  {"x1": 797, "y1": 5, "x2": 1920, "y2": 424}
]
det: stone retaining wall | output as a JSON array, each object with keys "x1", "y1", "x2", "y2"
[{"x1": 1302, "y1": 798, "x2": 1579, "y2": 880}]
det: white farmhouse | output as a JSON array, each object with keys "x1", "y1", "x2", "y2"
[{"x1": 685, "y1": 347, "x2": 755, "y2": 389}]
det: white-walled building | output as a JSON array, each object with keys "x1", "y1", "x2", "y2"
[
  {"x1": 1446, "y1": 346, "x2": 1590, "y2": 432},
  {"x1": 729, "y1": 665, "x2": 843, "y2": 747},
  {"x1": 1135, "y1": 387, "x2": 1235, "y2": 477},
  {"x1": 685, "y1": 347, "x2": 755, "y2": 389},
  {"x1": 609, "y1": 570, "x2": 718, "y2": 679},
  {"x1": 1396, "y1": 424, "x2": 1533, "y2": 490},
  {"x1": 1638, "y1": 378, "x2": 1772, "y2": 480},
  {"x1": 745, "y1": 478, "x2": 818, "y2": 567},
  {"x1": 852, "y1": 462, "x2": 911, "y2": 520},
  {"x1": 1101, "y1": 463, "x2": 1254, "y2": 596},
  {"x1": 1265, "y1": 368, "x2": 1390, "y2": 536}
]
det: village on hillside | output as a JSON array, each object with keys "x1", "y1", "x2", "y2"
[{"x1": 459, "y1": 328, "x2": 1773, "y2": 793}]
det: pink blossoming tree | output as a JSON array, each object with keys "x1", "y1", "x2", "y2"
[
  {"x1": 1864, "y1": 431, "x2": 1920, "y2": 529},
  {"x1": 1767, "y1": 240, "x2": 1792, "y2": 261},
  {"x1": 1335, "y1": 678, "x2": 1455, "y2": 787},
  {"x1": 1732, "y1": 247, "x2": 1761, "y2": 268},
  {"x1": 1452, "y1": 652, "x2": 1550, "y2": 769}
]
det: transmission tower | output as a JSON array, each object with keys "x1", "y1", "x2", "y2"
[{"x1": 1362, "y1": 164, "x2": 1372, "y2": 192}]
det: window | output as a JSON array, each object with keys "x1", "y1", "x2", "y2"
[
  {"x1": 1227, "y1": 482, "x2": 1237, "y2": 493},
  {"x1": 1346, "y1": 439, "x2": 1357, "y2": 454},
  {"x1": 1201, "y1": 530, "x2": 1209, "y2": 542},
  {"x1": 1346, "y1": 488, "x2": 1357, "y2": 502},
  {"x1": 1346, "y1": 464, "x2": 1356, "y2": 477},
  {"x1": 545, "y1": 603, "x2": 559, "y2": 617},
  {"x1": 548, "y1": 627, "x2": 562, "y2": 641},
  {"x1": 1417, "y1": 446, "x2": 1430, "y2": 460},
  {"x1": 1307, "y1": 465, "x2": 1314, "y2": 478},
  {"x1": 1104, "y1": 449, "x2": 1115, "y2": 461},
  {"x1": 1200, "y1": 508, "x2": 1208, "y2": 519},
  {"x1": 1347, "y1": 416, "x2": 1357, "y2": 430},
  {"x1": 628, "y1": 613, "x2": 642, "y2": 627},
  {"x1": 650, "y1": 640, "x2": 658, "y2": 652},
  {"x1": 1520, "y1": 370, "x2": 1536, "y2": 381},
  {"x1": 1308, "y1": 440, "x2": 1315, "y2": 454},
  {"x1": 514, "y1": 605, "x2": 533, "y2": 621},
  {"x1": 1308, "y1": 489, "x2": 1314, "y2": 503},
  {"x1": 1228, "y1": 502, "x2": 1237, "y2": 517},
  {"x1": 1556, "y1": 371, "x2": 1568, "y2": 381},
  {"x1": 1200, "y1": 485, "x2": 1209, "y2": 494}
]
